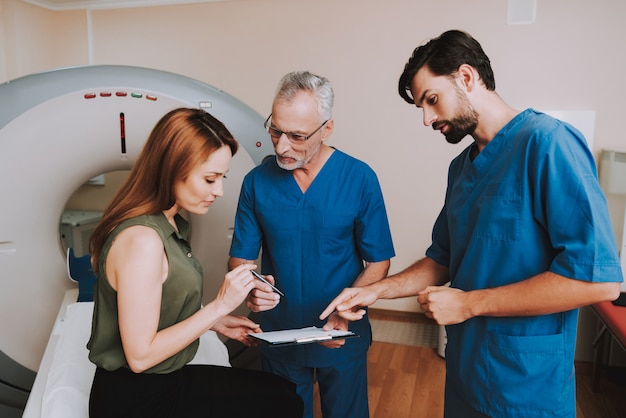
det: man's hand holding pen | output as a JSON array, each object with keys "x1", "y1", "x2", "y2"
[{"x1": 246, "y1": 271, "x2": 282, "y2": 312}]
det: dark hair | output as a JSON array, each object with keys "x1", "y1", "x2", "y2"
[
  {"x1": 398, "y1": 30, "x2": 495, "y2": 104},
  {"x1": 89, "y1": 108, "x2": 238, "y2": 273}
]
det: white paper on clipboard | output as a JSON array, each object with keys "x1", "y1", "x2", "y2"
[{"x1": 249, "y1": 326, "x2": 357, "y2": 346}]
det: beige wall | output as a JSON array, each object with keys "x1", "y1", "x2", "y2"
[
  {"x1": 0, "y1": 0, "x2": 87, "y2": 79},
  {"x1": 2, "y1": 0, "x2": 626, "y2": 312}
]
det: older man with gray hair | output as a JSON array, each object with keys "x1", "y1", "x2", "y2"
[{"x1": 229, "y1": 71, "x2": 395, "y2": 418}]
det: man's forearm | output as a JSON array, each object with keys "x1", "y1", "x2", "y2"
[
  {"x1": 372, "y1": 256, "x2": 450, "y2": 300},
  {"x1": 351, "y1": 260, "x2": 390, "y2": 288},
  {"x1": 227, "y1": 256, "x2": 254, "y2": 271},
  {"x1": 465, "y1": 271, "x2": 620, "y2": 318}
]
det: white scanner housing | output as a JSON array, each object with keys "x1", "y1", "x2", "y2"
[{"x1": 0, "y1": 65, "x2": 271, "y2": 414}]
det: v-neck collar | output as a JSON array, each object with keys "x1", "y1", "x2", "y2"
[
  {"x1": 466, "y1": 109, "x2": 531, "y2": 174},
  {"x1": 289, "y1": 147, "x2": 338, "y2": 195}
]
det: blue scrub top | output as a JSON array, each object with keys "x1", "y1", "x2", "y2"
[
  {"x1": 230, "y1": 149, "x2": 395, "y2": 367},
  {"x1": 427, "y1": 109, "x2": 623, "y2": 417}
]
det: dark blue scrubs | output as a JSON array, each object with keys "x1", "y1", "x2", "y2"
[
  {"x1": 230, "y1": 149, "x2": 395, "y2": 418},
  {"x1": 428, "y1": 109, "x2": 623, "y2": 417}
]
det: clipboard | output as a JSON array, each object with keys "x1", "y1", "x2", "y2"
[{"x1": 248, "y1": 326, "x2": 359, "y2": 347}]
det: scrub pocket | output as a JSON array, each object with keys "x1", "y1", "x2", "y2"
[
  {"x1": 485, "y1": 331, "x2": 567, "y2": 415},
  {"x1": 260, "y1": 208, "x2": 300, "y2": 260},
  {"x1": 320, "y1": 210, "x2": 357, "y2": 255},
  {"x1": 477, "y1": 182, "x2": 521, "y2": 242}
]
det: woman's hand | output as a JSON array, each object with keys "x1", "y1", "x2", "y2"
[
  {"x1": 214, "y1": 264, "x2": 259, "y2": 315},
  {"x1": 211, "y1": 315, "x2": 262, "y2": 346}
]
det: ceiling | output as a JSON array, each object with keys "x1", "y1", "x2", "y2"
[{"x1": 21, "y1": 0, "x2": 225, "y2": 10}]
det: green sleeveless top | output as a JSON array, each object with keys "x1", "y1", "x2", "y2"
[{"x1": 87, "y1": 213, "x2": 203, "y2": 374}]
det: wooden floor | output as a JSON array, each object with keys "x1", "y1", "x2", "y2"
[
  {"x1": 574, "y1": 362, "x2": 626, "y2": 418},
  {"x1": 313, "y1": 310, "x2": 626, "y2": 417}
]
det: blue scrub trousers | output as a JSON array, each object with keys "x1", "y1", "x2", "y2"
[
  {"x1": 262, "y1": 354, "x2": 369, "y2": 418},
  {"x1": 444, "y1": 382, "x2": 491, "y2": 418}
]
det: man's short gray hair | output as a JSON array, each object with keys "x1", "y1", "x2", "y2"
[{"x1": 274, "y1": 71, "x2": 334, "y2": 121}]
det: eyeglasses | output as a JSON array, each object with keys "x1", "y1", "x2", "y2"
[{"x1": 264, "y1": 114, "x2": 329, "y2": 143}]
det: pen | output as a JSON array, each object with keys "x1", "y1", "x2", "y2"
[{"x1": 250, "y1": 270, "x2": 285, "y2": 297}]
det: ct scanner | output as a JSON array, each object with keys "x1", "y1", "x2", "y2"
[{"x1": 0, "y1": 65, "x2": 271, "y2": 414}]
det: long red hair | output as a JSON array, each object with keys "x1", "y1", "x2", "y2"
[{"x1": 88, "y1": 108, "x2": 238, "y2": 273}]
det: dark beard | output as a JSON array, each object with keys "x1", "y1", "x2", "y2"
[
  {"x1": 444, "y1": 114, "x2": 478, "y2": 144},
  {"x1": 442, "y1": 86, "x2": 479, "y2": 144}
]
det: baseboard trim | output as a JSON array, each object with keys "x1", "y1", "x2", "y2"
[{"x1": 369, "y1": 308, "x2": 430, "y2": 323}]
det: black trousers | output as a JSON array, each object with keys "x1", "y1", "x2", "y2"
[{"x1": 89, "y1": 364, "x2": 303, "y2": 418}]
